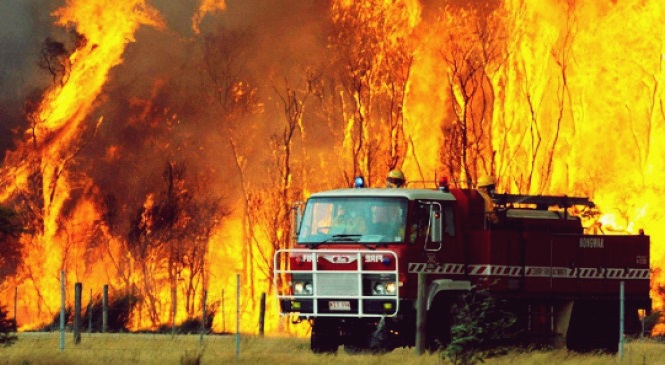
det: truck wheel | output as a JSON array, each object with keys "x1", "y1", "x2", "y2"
[
  {"x1": 311, "y1": 318, "x2": 340, "y2": 353},
  {"x1": 566, "y1": 300, "x2": 618, "y2": 353},
  {"x1": 426, "y1": 297, "x2": 453, "y2": 352},
  {"x1": 343, "y1": 322, "x2": 371, "y2": 354}
]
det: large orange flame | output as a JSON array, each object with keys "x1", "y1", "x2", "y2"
[
  {"x1": 1, "y1": 0, "x2": 164, "y2": 328},
  {"x1": 0, "y1": 0, "x2": 664, "y2": 336}
]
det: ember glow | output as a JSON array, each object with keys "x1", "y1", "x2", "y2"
[{"x1": 1, "y1": 0, "x2": 664, "y2": 335}]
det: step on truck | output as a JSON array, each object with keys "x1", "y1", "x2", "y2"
[{"x1": 273, "y1": 178, "x2": 651, "y2": 353}]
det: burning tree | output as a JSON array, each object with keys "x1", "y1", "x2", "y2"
[
  {"x1": 36, "y1": 32, "x2": 85, "y2": 87},
  {"x1": 434, "y1": 5, "x2": 506, "y2": 187},
  {"x1": 329, "y1": 0, "x2": 417, "y2": 185},
  {"x1": 199, "y1": 26, "x2": 262, "y2": 302},
  {"x1": 229, "y1": 72, "x2": 317, "y2": 307},
  {"x1": 127, "y1": 162, "x2": 227, "y2": 327}
]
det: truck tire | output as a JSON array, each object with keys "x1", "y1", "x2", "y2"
[
  {"x1": 311, "y1": 318, "x2": 340, "y2": 353},
  {"x1": 426, "y1": 296, "x2": 453, "y2": 352},
  {"x1": 342, "y1": 323, "x2": 371, "y2": 354},
  {"x1": 566, "y1": 299, "x2": 619, "y2": 353}
]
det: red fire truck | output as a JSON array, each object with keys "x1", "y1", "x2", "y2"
[{"x1": 273, "y1": 179, "x2": 651, "y2": 353}]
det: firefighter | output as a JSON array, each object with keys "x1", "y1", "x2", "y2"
[
  {"x1": 386, "y1": 169, "x2": 405, "y2": 188},
  {"x1": 371, "y1": 202, "x2": 405, "y2": 240},
  {"x1": 477, "y1": 175, "x2": 499, "y2": 224},
  {"x1": 332, "y1": 204, "x2": 367, "y2": 234}
]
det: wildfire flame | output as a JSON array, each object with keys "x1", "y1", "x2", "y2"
[
  {"x1": 1, "y1": 0, "x2": 664, "y2": 335},
  {"x1": 192, "y1": 0, "x2": 227, "y2": 35}
]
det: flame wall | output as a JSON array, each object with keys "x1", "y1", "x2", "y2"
[{"x1": 0, "y1": 0, "x2": 664, "y2": 334}]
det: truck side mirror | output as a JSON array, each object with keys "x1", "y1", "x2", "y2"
[
  {"x1": 291, "y1": 202, "x2": 303, "y2": 239},
  {"x1": 430, "y1": 205, "x2": 442, "y2": 243}
]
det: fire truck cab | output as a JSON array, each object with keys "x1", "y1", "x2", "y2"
[{"x1": 274, "y1": 181, "x2": 651, "y2": 353}]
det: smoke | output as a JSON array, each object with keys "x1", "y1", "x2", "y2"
[
  {"x1": 0, "y1": 0, "x2": 335, "y2": 259},
  {"x1": 0, "y1": 0, "x2": 337, "y2": 328},
  {"x1": 0, "y1": 0, "x2": 65, "y2": 158},
  {"x1": 2, "y1": 0, "x2": 664, "y2": 332},
  {"x1": 81, "y1": 0, "x2": 332, "y2": 207},
  {"x1": 0, "y1": 0, "x2": 332, "y2": 208}
]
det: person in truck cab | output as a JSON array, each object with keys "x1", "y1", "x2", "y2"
[
  {"x1": 331, "y1": 204, "x2": 367, "y2": 235},
  {"x1": 371, "y1": 202, "x2": 405, "y2": 240}
]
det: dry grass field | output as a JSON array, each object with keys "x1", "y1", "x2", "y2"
[{"x1": 0, "y1": 332, "x2": 663, "y2": 365}]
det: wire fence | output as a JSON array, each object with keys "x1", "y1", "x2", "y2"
[{"x1": 7, "y1": 273, "x2": 272, "y2": 355}]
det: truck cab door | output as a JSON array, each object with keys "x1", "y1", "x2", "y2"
[
  {"x1": 410, "y1": 201, "x2": 457, "y2": 268},
  {"x1": 410, "y1": 201, "x2": 444, "y2": 252}
]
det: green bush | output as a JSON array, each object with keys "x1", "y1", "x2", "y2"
[
  {"x1": 442, "y1": 284, "x2": 516, "y2": 365},
  {"x1": 0, "y1": 305, "x2": 17, "y2": 347}
]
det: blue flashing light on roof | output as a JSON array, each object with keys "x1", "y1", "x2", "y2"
[{"x1": 354, "y1": 176, "x2": 365, "y2": 188}]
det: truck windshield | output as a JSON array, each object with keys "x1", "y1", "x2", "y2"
[{"x1": 297, "y1": 197, "x2": 408, "y2": 244}]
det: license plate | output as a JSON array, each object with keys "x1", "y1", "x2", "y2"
[{"x1": 328, "y1": 301, "x2": 351, "y2": 311}]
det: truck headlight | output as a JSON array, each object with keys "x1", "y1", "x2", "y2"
[
  {"x1": 293, "y1": 281, "x2": 313, "y2": 296},
  {"x1": 372, "y1": 281, "x2": 397, "y2": 295}
]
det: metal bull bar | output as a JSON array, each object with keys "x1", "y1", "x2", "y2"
[{"x1": 274, "y1": 249, "x2": 399, "y2": 318}]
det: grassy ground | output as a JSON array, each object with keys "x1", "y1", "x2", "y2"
[{"x1": 0, "y1": 333, "x2": 663, "y2": 365}]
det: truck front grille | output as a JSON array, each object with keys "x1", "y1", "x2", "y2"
[
  {"x1": 316, "y1": 273, "x2": 358, "y2": 296},
  {"x1": 274, "y1": 249, "x2": 399, "y2": 318}
]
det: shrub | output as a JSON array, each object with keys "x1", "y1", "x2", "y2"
[
  {"x1": 39, "y1": 291, "x2": 139, "y2": 332},
  {"x1": 86, "y1": 292, "x2": 139, "y2": 332},
  {"x1": 442, "y1": 284, "x2": 516, "y2": 365},
  {"x1": 0, "y1": 305, "x2": 17, "y2": 347},
  {"x1": 156, "y1": 302, "x2": 218, "y2": 334}
]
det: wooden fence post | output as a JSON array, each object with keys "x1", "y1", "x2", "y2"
[
  {"x1": 259, "y1": 292, "x2": 266, "y2": 336},
  {"x1": 200, "y1": 289, "x2": 207, "y2": 347},
  {"x1": 74, "y1": 282, "x2": 82, "y2": 344},
  {"x1": 102, "y1": 285, "x2": 108, "y2": 333},
  {"x1": 222, "y1": 289, "x2": 226, "y2": 333},
  {"x1": 171, "y1": 286, "x2": 176, "y2": 337},
  {"x1": 88, "y1": 289, "x2": 92, "y2": 334},
  {"x1": 236, "y1": 275, "x2": 240, "y2": 361},
  {"x1": 59, "y1": 271, "x2": 65, "y2": 352}
]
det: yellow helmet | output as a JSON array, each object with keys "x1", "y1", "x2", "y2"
[
  {"x1": 477, "y1": 175, "x2": 495, "y2": 188},
  {"x1": 387, "y1": 169, "x2": 405, "y2": 188}
]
